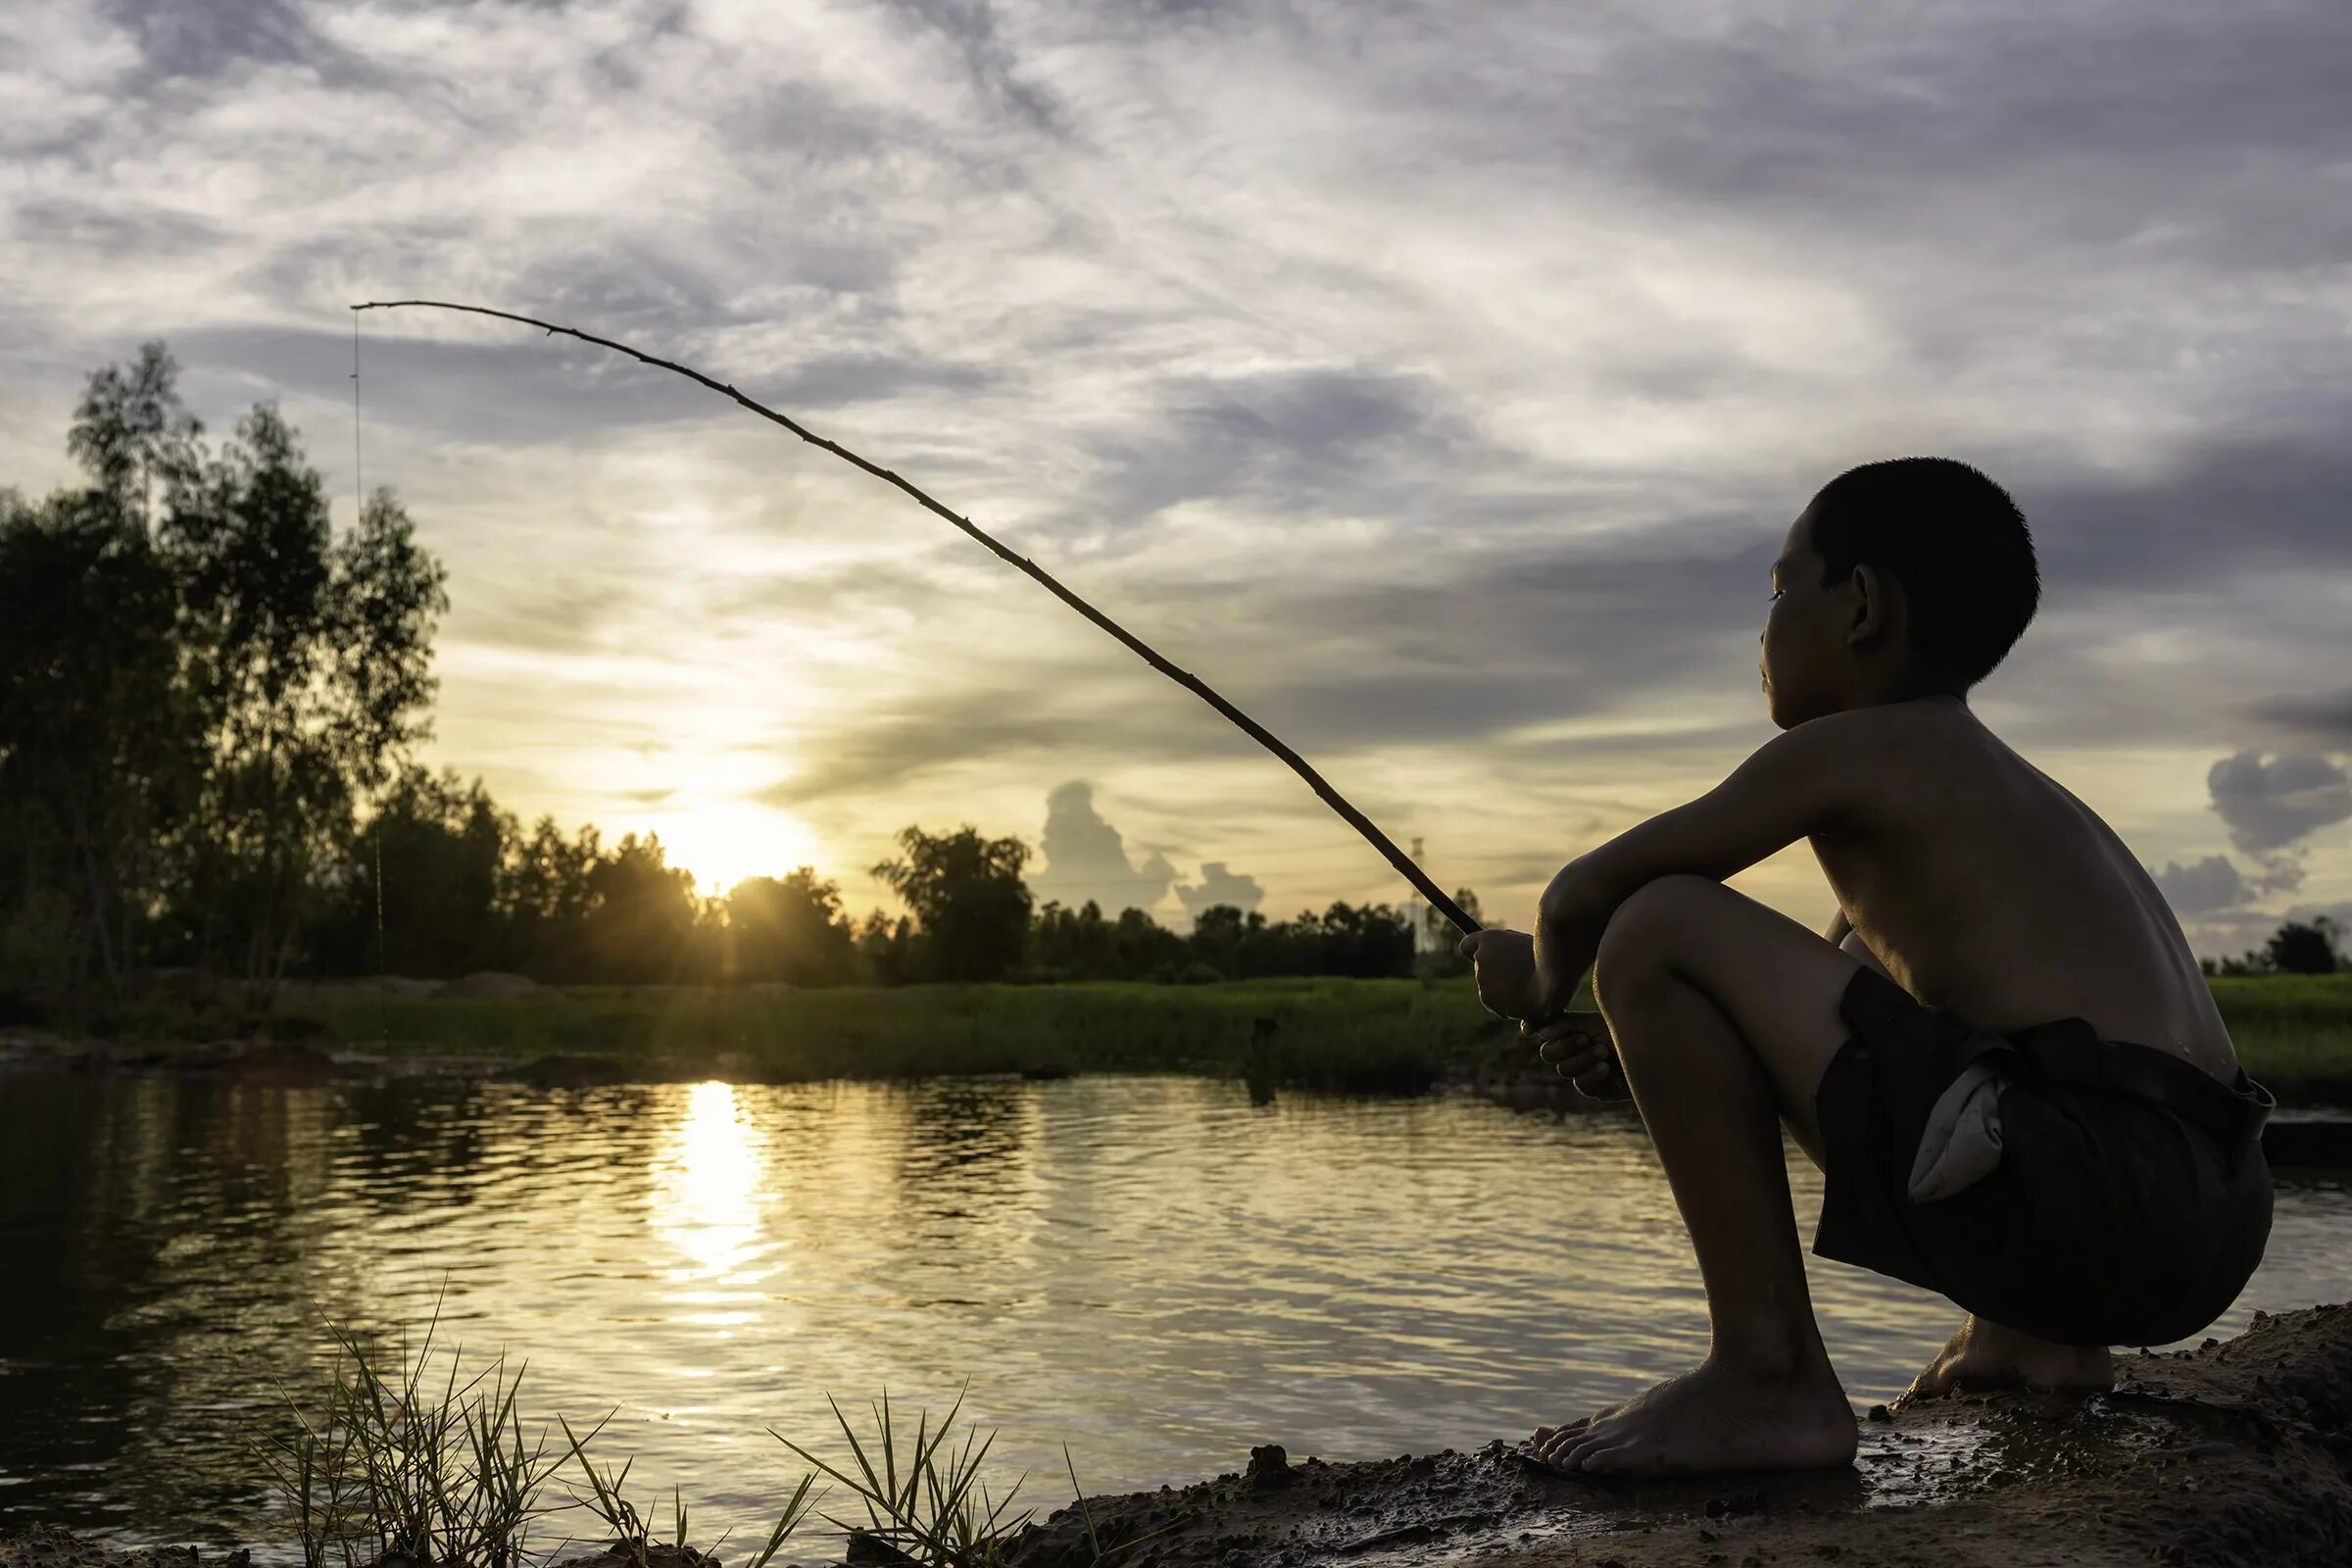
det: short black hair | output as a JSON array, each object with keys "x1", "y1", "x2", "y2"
[{"x1": 1806, "y1": 456, "x2": 2039, "y2": 688}]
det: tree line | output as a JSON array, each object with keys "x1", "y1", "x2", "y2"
[
  {"x1": 2201, "y1": 916, "x2": 2348, "y2": 977},
  {"x1": 1, "y1": 344, "x2": 1451, "y2": 1015},
  {"x1": 301, "y1": 789, "x2": 1439, "y2": 990}
]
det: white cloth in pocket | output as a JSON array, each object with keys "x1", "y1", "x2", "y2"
[{"x1": 1906, "y1": 1060, "x2": 2011, "y2": 1202}]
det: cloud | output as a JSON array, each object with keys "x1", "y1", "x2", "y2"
[
  {"x1": 1174, "y1": 860, "x2": 1263, "y2": 921},
  {"x1": 100, "y1": 0, "x2": 376, "y2": 89},
  {"x1": 2147, "y1": 855, "x2": 2252, "y2": 915},
  {"x1": 1027, "y1": 780, "x2": 1175, "y2": 915},
  {"x1": 2020, "y1": 422, "x2": 2352, "y2": 601},
  {"x1": 2206, "y1": 750, "x2": 2352, "y2": 855},
  {"x1": 2249, "y1": 685, "x2": 2352, "y2": 750},
  {"x1": 7, "y1": 0, "x2": 2352, "y2": 927}
]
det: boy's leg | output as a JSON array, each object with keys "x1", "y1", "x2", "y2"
[
  {"x1": 1526, "y1": 874, "x2": 1866, "y2": 1477},
  {"x1": 1905, "y1": 1314, "x2": 2114, "y2": 1400}
]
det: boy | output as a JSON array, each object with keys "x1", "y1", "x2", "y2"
[{"x1": 1463, "y1": 457, "x2": 2275, "y2": 1480}]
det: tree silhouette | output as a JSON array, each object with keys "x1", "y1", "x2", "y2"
[
  {"x1": 726, "y1": 869, "x2": 857, "y2": 986},
  {"x1": 4, "y1": 343, "x2": 455, "y2": 1005},
  {"x1": 871, "y1": 824, "x2": 1033, "y2": 982},
  {"x1": 2266, "y1": 917, "x2": 2344, "y2": 976}
]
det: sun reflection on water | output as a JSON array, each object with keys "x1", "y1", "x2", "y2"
[{"x1": 650, "y1": 1082, "x2": 773, "y2": 1324}]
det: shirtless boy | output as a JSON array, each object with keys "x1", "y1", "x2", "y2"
[{"x1": 1462, "y1": 457, "x2": 2276, "y2": 1479}]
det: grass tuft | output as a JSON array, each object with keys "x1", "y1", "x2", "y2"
[
  {"x1": 252, "y1": 1290, "x2": 569, "y2": 1568},
  {"x1": 765, "y1": 1378, "x2": 1185, "y2": 1568},
  {"x1": 256, "y1": 1301, "x2": 1169, "y2": 1568}
]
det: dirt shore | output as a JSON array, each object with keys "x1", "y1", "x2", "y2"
[
  {"x1": 7, "y1": 1305, "x2": 2346, "y2": 1568},
  {"x1": 996, "y1": 1302, "x2": 2352, "y2": 1568}
]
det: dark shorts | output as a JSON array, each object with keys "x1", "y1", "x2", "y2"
[{"x1": 1810, "y1": 966, "x2": 2276, "y2": 1348}]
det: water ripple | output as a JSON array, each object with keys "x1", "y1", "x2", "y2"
[{"x1": 0, "y1": 1072, "x2": 2339, "y2": 1560}]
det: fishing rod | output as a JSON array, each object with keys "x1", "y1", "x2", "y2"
[{"x1": 351, "y1": 299, "x2": 1481, "y2": 935}]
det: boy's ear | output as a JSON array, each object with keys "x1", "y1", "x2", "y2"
[{"x1": 1846, "y1": 563, "x2": 1891, "y2": 645}]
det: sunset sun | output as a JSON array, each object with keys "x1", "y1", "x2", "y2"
[{"x1": 643, "y1": 799, "x2": 826, "y2": 897}]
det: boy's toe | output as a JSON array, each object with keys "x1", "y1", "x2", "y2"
[
  {"x1": 1581, "y1": 1442, "x2": 1665, "y2": 1477},
  {"x1": 1530, "y1": 1413, "x2": 1599, "y2": 1450},
  {"x1": 1560, "y1": 1433, "x2": 1611, "y2": 1471}
]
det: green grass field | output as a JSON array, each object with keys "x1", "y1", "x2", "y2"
[
  {"x1": 2204, "y1": 972, "x2": 2352, "y2": 1104},
  {"x1": 292, "y1": 974, "x2": 1517, "y2": 1093},
  {"x1": 278, "y1": 971, "x2": 2352, "y2": 1102}
]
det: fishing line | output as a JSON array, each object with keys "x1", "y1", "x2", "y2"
[
  {"x1": 351, "y1": 299, "x2": 1481, "y2": 935},
  {"x1": 354, "y1": 313, "x2": 387, "y2": 978}
]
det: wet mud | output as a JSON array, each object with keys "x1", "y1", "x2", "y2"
[{"x1": 999, "y1": 1303, "x2": 2352, "y2": 1568}]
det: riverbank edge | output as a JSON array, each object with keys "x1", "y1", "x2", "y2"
[
  {"x1": 11, "y1": 972, "x2": 2351, "y2": 1104},
  {"x1": 11, "y1": 1010, "x2": 2352, "y2": 1160},
  {"x1": 9, "y1": 1304, "x2": 2348, "y2": 1568},
  {"x1": 14, "y1": 1030, "x2": 2352, "y2": 1177}
]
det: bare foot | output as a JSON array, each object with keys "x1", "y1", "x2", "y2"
[
  {"x1": 1900, "y1": 1314, "x2": 2114, "y2": 1402},
  {"x1": 1525, "y1": 1357, "x2": 1857, "y2": 1478},
  {"x1": 1526, "y1": 1400, "x2": 1618, "y2": 1453}
]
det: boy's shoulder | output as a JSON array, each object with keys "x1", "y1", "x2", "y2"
[
  {"x1": 1746, "y1": 699, "x2": 2019, "y2": 847},
  {"x1": 1757, "y1": 697, "x2": 1984, "y2": 781}
]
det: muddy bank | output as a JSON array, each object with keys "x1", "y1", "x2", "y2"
[
  {"x1": 5, "y1": 1306, "x2": 2348, "y2": 1568},
  {"x1": 1000, "y1": 1303, "x2": 2352, "y2": 1568}
]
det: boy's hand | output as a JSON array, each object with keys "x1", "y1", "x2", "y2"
[
  {"x1": 1525, "y1": 1011, "x2": 1630, "y2": 1101},
  {"x1": 1458, "y1": 928, "x2": 1539, "y2": 1020}
]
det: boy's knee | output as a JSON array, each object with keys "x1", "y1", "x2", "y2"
[{"x1": 1593, "y1": 874, "x2": 1713, "y2": 989}]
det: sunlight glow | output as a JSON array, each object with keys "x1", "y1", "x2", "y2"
[{"x1": 645, "y1": 799, "x2": 825, "y2": 896}]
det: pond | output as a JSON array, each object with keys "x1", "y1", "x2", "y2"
[{"x1": 1, "y1": 1072, "x2": 2342, "y2": 1561}]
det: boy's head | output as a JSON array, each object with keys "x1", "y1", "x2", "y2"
[{"x1": 1760, "y1": 456, "x2": 2038, "y2": 727}]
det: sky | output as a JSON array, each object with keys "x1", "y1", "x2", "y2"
[{"x1": 3, "y1": 0, "x2": 2349, "y2": 957}]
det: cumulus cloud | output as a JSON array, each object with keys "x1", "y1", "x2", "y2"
[
  {"x1": 2148, "y1": 855, "x2": 2253, "y2": 915},
  {"x1": 2206, "y1": 750, "x2": 2352, "y2": 855},
  {"x1": 1174, "y1": 860, "x2": 1264, "y2": 922},
  {"x1": 1027, "y1": 780, "x2": 1176, "y2": 916}
]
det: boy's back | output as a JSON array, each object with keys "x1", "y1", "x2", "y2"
[{"x1": 1817, "y1": 695, "x2": 2237, "y2": 1086}]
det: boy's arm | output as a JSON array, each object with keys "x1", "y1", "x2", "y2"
[{"x1": 1528, "y1": 712, "x2": 1872, "y2": 1016}]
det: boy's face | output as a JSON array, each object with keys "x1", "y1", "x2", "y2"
[{"x1": 1759, "y1": 506, "x2": 1851, "y2": 728}]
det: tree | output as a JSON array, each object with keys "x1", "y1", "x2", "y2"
[
  {"x1": 1113, "y1": 905, "x2": 1188, "y2": 978},
  {"x1": 162, "y1": 400, "x2": 448, "y2": 1001},
  {"x1": 309, "y1": 766, "x2": 515, "y2": 979},
  {"x1": 2266, "y1": 917, "x2": 2344, "y2": 976},
  {"x1": 871, "y1": 824, "x2": 1032, "y2": 982},
  {"x1": 726, "y1": 869, "x2": 857, "y2": 986},
  {"x1": 495, "y1": 816, "x2": 599, "y2": 979},
  {"x1": 0, "y1": 484, "x2": 190, "y2": 996},
  {"x1": 1028, "y1": 899, "x2": 1117, "y2": 980},
  {"x1": 1287, "y1": 900, "x2": 1416, "y2": 978},
  {"x1": 0, "y1": 343, "x2": 210, "y2": 1001},
  {"x1": 857, "y1": 909, "x2": 918, "y2": 987},
  {"x1": 579, "y1": 833, "x2": 700, "y2": 985},
  {"x1": 1420, "y1": 886, "x2": 1482, "y2": 975}
]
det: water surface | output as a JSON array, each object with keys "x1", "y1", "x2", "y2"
[{"x1": 1, "y1": 1072, "x2": 2340, "y2": 1559}]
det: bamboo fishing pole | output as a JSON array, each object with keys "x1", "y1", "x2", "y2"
[{"x1": 352, "y1": 299, "x2": 1481, "y2": 935}]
